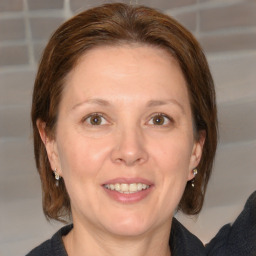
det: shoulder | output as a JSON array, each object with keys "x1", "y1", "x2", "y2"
[
  {"x1": 26, "y1": 239, "x2": 51, "y2": 256},
  {"x1": 25, "y1": 224, "x2": 73, "y2": 256},
  {"x1": 206, "y1": 191, "x2": 256, "y2": 256},
  {"x1": 171, "y1": 218, "x2": 206, "y2": 256}
]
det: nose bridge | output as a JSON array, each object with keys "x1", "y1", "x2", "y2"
[{"x1": 111, "y1": 121, "x2": 148, "y2": 166}]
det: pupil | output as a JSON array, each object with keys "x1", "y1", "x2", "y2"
[
  {"x1": 154, "y1": 115, "x2": 164, "y2": 125},
  {"x1": 91, "y1": 115, "x2": 101, "y2": 125}
]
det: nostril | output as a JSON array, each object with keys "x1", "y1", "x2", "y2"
[
  {"x1": 110, "y1": 132, "x2": 148, "y2": 166},
  {"x1": 112, "y1": 154, "x2": 147, "y2": 166}
]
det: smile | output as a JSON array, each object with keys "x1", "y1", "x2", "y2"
[{"x1": 104, "y1": 183, "x2": 150, "y2": 193}]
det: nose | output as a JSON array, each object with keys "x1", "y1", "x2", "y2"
[{"x1": 110, "y1": 126, "x2": 148, "y2": 166}]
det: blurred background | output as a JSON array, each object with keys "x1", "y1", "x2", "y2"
[{"x1": 0, "y1": 0, "x2": 255, "y2": 255}]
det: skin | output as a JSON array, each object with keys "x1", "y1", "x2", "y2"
[{"x1": 38, "y1": 45, "x2": 205, "y2": 256}]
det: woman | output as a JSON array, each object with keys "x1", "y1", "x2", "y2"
[{"x1": 27, "y1": 3, "x2": 217, "y2": 255}]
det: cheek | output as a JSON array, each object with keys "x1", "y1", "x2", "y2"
[
  {"x1": 149, "y1": 132, "x2": 193, "y2": 173},
  {"x1": 146, "y1": 135, "x2": 193, "y2": 220},
  {"x1": 56, "y1": 133, "x2": 112, "y2": 178}
]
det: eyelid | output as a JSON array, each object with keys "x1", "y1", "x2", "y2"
[
  {"x1": 147, "y1": 113, "x2": 174, "y2": 126},
  {"x1": 82, "y1": 112, "x2": 110, "y2": 126}
]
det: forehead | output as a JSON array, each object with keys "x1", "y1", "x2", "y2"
[
  {"x1": 61, "y1": 44, "x2": 190, "y2": 110},
  {"x1": 71, "y1": 44, "x2": 179, "y2": 76}
]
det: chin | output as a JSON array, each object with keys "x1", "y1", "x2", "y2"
[
  {"x1": 107, "y1": 224, "x2": 149, "y2": 237},
  {"x1": 101, "y1": 213, "x2": 155, "y2": 237}
]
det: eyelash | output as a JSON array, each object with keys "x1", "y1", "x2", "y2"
[
  {"x1": 82, "y1": 113, "x2": 109, "y2": 126},
  {"x1": 82, "y1": 112, "x2": 174, "y2": 127},
  {"x1": 148, "y1": 113, "x2": 174, "y2": 127}
]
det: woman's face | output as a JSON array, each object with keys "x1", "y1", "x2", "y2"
[{"x1": 44, "y1": 45, "x2": 204, "y2": 237}]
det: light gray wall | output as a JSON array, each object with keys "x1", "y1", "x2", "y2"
[{"x1": 0, "y1": 0, "x2": 255, "y2": 255}]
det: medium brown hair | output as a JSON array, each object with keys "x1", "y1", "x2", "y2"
[{"x1": 31, "y1": 3, "x2": 217, "y2": 222}]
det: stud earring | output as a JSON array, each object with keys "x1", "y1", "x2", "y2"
[
  {"x1": 53, "y1": 168, "x2": 60, "y2": 186},
  {"x1": 191, "y1": 168, "x2": 198, "y2": 188}
]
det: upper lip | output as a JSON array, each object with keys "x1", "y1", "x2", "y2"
[{"x1": 102, "y1": 177, "x2": 153, "y2": 186}]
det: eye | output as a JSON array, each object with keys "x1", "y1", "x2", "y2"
[
  {"x1": 148, "y1": 113, "x2": 172, "y2": 126},
  {"x1": 84, "y1": 113, "x2": 108, "y2": 126}
]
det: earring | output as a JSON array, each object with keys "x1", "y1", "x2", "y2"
[
  {"x1": 53, "y1": 168, "x2": 60, "y2": 186},
  {"x1": 191, "y1": 168, "x2": 198, "y2": 188}
]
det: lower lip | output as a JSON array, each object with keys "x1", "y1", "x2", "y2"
[{"x1": 103, "y1": 186, "x2": 154, "y2": 204}]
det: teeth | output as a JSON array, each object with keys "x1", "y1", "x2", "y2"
[
  {"x1": 129, "y1": 183, "x2": 137, "y2": 192},
  {"x1": 114, "y1": 183, "x2": 120, "y2": 191},
  {"x1": 137, "y1": 183, "x2": 143, "y2": 191},
  {"x1": 142, "y1": 184, "x2": 147, "y2": 189},
  {"x1": 104, "y1": 183, "x2": 150, "y2": 193},
  {"x1": 121, "y1": 183, "x2": 129, "y2": 192}
]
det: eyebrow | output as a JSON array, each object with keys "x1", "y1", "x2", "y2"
[
  {"x1": 71, "y1": 98, "x2": 111, "y2": 110},
  {"x1": 146, "y1": 99, "x2": 185, "y2": 113},
  {"x1": 71, "y1": 98, "x2": 185, "y2": 113}
]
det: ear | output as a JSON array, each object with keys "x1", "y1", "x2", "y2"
[
  {"x1": 36, "y1": 119, "x2": 62, "y2": 176},
  {"x1": 188, "y1": 130, "x2": 206, "y2": 180}
]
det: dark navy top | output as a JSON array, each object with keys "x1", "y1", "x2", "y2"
[
  {"x1": 26, "y1": 191, "x2": 256, "y2": 256},
  {"x1": 26, "y1": 218, "x2": 205, "y2": 256}
]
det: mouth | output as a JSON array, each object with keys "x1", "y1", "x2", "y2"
[
  {"x1": 103, "y1": 183, "x2": 150, "y2": 194},
  {"x1": 102, "y1": 178, "x2": 153, "y2": 203}
]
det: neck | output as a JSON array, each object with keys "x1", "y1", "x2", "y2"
[{"x1": 63, "y1": 219, "x2": 172, "y2": 256}]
